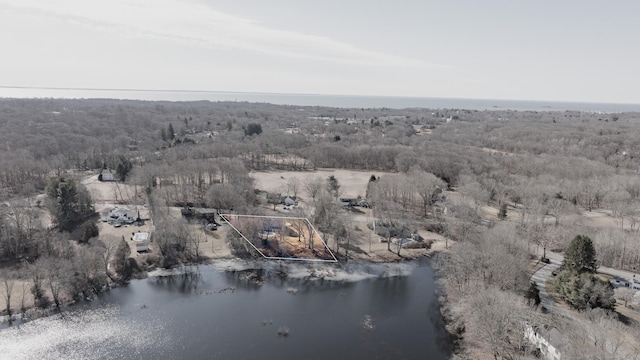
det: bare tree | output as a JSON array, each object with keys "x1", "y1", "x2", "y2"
[
  {"x1": 614, "y1": 287, "x2": 636, "y2": 308},
  {"x1": 607, "y1": 189, "x2": 631, "y2": 230},
  {"x1": 331, "y1": 218, "x2": 348, "y2": 254},
  {"x1": 287, "y1": 177, "x2": 300, "y2": 198},
  {"x1": 290, "y1": 210, "x2": 309, "y2": 244},
  {"x1": 577, "y1": 178, "x2": 605, "y2": 212},
  {"x1": 459, "y1": 176, "x2": 490, "y2": 212},
  {"x1": 410, "y1": 170, "x2": 445, "y2": 217},
  {"x1": 187, "y1": 228, "x2": 202, "y2": 260},
  {"x1": 312, "y1": 191, "x2": 338, "y2": 250},
  {"x1": 303, "y1": 176, "x2": 324, "y2": 203},
  {"x1": 266, "y1": 192, "x2": 281, "y2": 211},
  {"x1": 72, "y1": 245, "x2": 108, "y2": 297},
  {"x1": 397, "y1": 178, "x2": 414, "y2": 214},
  {"x1": 20, "y1": 281, "x2": 28, "y2": 314},
  {"x1": 468, "y1": 288, "x2": 541, "y2": 360},
  {"x1": 447, "y1": 197, "x2": 479, "y2": 241},
  {"x1": 35, "y1": 256, "x2": 66, "y2": 310},
  {"x1": 547, "y1": 197, "x2": 574, "y2": 227},
  {"x1": 368, "y1": 176, "x2": 407, "y2": 252},
  {"x1": 203, "y1": 169, "x2": 253, "y2": 210},
  {"x1": 27, "y1": 260, "x2": 49, "y2": 309},
  {"x1": 94, "y1": 235, "x2": 121, "y2": 281},
  {"x1": 0, "y1": 269, "x2": 16, "y2": 324}
]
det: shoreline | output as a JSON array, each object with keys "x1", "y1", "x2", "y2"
[{"x1": 1, "y1": 238, "x2": 449, "y2": 326}]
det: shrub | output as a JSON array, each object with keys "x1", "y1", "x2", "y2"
[{"x1": 554, "y1": 269, "x2": 615, "y2": 310}]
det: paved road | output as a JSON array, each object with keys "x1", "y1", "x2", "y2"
[
  {"x1": 529, "y1": 254, "x2": 586, "y2": 324},
  {"x1": 530, "y1": 257, "x2": 562, "y2": 314},
  {"x1": 535, "y1": 247, "x2": 640, "y2": 281}
]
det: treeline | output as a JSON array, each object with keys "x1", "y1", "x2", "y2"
[
  {"x1": 3, "y1": 99, "x2": 639, "y2": 196},
  {"x1": 435, "y1": 112, "x2": 640, "y2": 168},
  {"x1": 5, "y1": 98, "x2": 640, "y2": 270},
  {"x1": 0, "y1": 98, "x2": 440, "y2": 198},
  {"x1": 434, "y1": 221, "x2": 541, "y2": 359}
]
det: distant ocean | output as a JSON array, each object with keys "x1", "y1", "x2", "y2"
[{"x1": 1, "y1": 86, "x2": 639, "y2": 113}]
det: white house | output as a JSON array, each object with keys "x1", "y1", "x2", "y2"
[
  {"x1": 525, "y1": 324, "x2": 563, "y2": 360},
  {"x1": 132, "y1": 232, "x2": 150, "y2": 252},
  {"x1": 610, "y1": 275, "x2": 640, "y2": 292},
  {"x1": 101, "y1": 169, "x2": 116, "y2": 182}
]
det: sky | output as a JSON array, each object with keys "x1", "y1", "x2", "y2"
[{"x1": 1, "y1": 0, "x2": 639, "y2": 103}]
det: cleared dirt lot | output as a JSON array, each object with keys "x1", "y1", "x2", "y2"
[
  {"x1": 83, "y1": 175, "x2": 145, "y2": 204},
  {"x1": 250, "y1": 169, "x2": 398, "y2": 199}
]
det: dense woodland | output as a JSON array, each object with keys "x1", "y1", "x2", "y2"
[{"x1": 1, "y1": 98, "x2": 640, "y2": 358}]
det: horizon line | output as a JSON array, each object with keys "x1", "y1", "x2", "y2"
[{"x1": 1, "y1": 85, "x2": 639, "y2": 106}]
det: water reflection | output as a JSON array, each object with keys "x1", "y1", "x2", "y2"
[
  {"x1": 223, "y1": 268, "x2": 269, "y2": 290},
  {"x1": 429, "y1": 293, "x2": 454, "y2": 356},
  {"x1": 0, "y1": 259, "x2": 451, "y2": 360},
  {"x1": 150, "y1": 269, "x2": 203, "y2": 294}
]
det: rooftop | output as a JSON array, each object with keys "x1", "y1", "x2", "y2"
[{"x1": 133, "y1": 232, "x2": 150, "y2": 242}]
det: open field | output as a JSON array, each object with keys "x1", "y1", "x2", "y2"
[
  {"x1": 250, "y1": 169, "x2": 397, "y2": 199},
  {"x1": 83, "y1": 175, "x2": 145, "y2": 205}
]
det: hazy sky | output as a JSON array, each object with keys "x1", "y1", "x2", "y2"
[{"x1": 1, "y1": 0, "x2": 639, "y2": 103}]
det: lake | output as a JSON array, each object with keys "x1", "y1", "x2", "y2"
[{"x1": 0, "y1": 259, "x2": 451, "y2": 360}]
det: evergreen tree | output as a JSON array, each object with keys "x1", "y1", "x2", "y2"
[
  {"x1": 80, "y1": 221, "x2": 99, "y2": 244},
  {"x1": 498, "y1": 203, "x2": 508, "y2": 220},
  {"x1": 327, "y1": 175, "x2": 340, "y2": 198},
  {"x1": 554, "y1": 270, "x2": 615, "y2": 310},
  {"x1": 526, "y1": 282, "x2": 541, "y2": 306},
  {"x1": 115, "y1": 155, "x2": 133, "y2": 182},
  {"x1": 114, "y1": 237, "x2": 132, "y2": 281},
  {"x1": 168, "y1": 123, "x2": 176, "y2": 140},
  {"x1": 366, "y1": 175, "x2": 377, "y2": 199},
  {"x1": 46, "y1": 177, "x2": 94, "y2": 231},
  {"x1": 244, "y1": 123, "x2": 263, "y2": 136},
  {"x1": 564, "y1": 235, "x2": 597, "y2": 273},
  {"x1": 554, "y1": 235, "x2": 614, "y2": 310}
]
